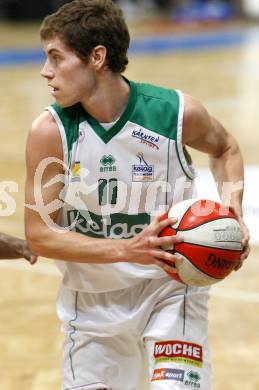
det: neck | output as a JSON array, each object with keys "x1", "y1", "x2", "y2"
[{"x1": 82, "y1": 74, "x2": 130, "y2": 123}]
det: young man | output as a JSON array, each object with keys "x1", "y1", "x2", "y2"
[
  {"x1": 0, "y1": 232, "x2": 36, "y2": 263},
  {"x1": 25, "y1": 1, "x2": 249, "y2": 389}
]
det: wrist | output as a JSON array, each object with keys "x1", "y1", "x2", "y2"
[{"x1": 113, "y1": 239, "x2": 129, "y2": 262}]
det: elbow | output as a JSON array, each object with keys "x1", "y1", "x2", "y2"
[
  {"x1": 26, "y1": 227, "x2": 52, "y2": 257},
  {"x1": 26, "y1": 235, "x2": 43, "y2": 256},
  {"x1": 211, "y1": 135, "x2": 240, "y2": 161}
]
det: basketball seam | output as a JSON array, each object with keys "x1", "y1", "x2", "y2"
[
  {"x1": 178, "y1": 215, "x2": 237, "y2": 231},
  {"x1": 214, "y1": 240, "x2": 241, "y2": 244},
  {"x1": 176, "y1": 203, "x2": 193, "y2": 229},
  {"x1": 175, "y1": 240, "x2": 242, "y2": 252},
  {"x1": 175, "y1": 251, "x2": 224, "y2": 280}
]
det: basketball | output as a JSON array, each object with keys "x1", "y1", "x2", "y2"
[{"x1": 159, "y1": 198, "x2": 243, "y2": 286}]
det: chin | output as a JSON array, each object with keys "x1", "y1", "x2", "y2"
[{"x1": 55, "y1": 97, "x2": 79, "y2": 108}]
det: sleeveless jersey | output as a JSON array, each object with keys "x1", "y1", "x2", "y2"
[{"x1": 47, "y1": 79, "x2": 197, "y2": 292}]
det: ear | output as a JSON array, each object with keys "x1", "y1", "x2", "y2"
[{"x1": 90, "y1": 45, "x2": 107, "y2": 70}]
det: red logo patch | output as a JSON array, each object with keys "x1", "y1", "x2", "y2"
[{"x1": 154, "y1": 340, "x2": 203, "y2": 367}]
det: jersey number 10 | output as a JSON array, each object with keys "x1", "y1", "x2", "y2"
[{"x1": 98, "y1": 178, "x2": 118, "y2": 206}]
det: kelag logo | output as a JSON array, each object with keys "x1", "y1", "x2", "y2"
[
  {"x1": 67, "y1": 210, "x2": 150, "y2": 239},
  {"x1": 132, "y1": 152, "x2": 154, "y2": 182}
]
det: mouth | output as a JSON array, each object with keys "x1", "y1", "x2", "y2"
[
  {"x1": 48, "y1": 84, "x2": 59, "y2": 93},
  {"x1": 50, "y1": 86, "x2": 60, "y2": 97}
]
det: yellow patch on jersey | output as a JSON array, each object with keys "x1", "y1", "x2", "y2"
[{"x1": 71, "y1": 162, "x2": 80, "y2": 177}]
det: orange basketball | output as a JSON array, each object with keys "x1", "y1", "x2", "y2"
[{"x1": 159, "y1": 198, "x2": 243, "y2": 286}]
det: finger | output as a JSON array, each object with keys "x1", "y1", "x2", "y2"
[
  {"x1": 235, "y1": 245, "x2": 250, "y2": 269},
  {"x1": 148, "y1": 234, "x2": 183, "y2": 249},
  {"x1": 240, "y1": 246, "x2": 250, "y2": 261},
  {"x1": 235, "y1": 260, "x2": 243, "y2": 271},
  {"x1": 165, "y1": 266, "x2": 179, "y2": 278},
  {"x1": 151, "y1": 249, "x2": 183, "y2": 264},
  {"x1": 154, "y1": 258, "x2": 177, "y2": 274},
  {"x1": 163, "y1": 253, "x2": 183, "y2": 266},
  {"x1": 159, "y1": 234, "x2": 184, "y2": 247},
  {"x1": 242, "y1": 236, "x2": 250, "y2": 247},
  {"x1": 164, "y1": 263, "x2": 177, "y2": 275},
  {"x1": 29, "y1": 255, "x2": 38, "y2": 265},
  {"x1": 152, "y1": 217, "x2": 178, "y2": 235}
]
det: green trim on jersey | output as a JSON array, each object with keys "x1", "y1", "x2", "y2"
[
  {"x1": 51, "y1": 78, "x2": 180, "y2": 148},
  {"x1": 165, "y1": 139, "x2": 171, "y2": 206},
  {"x1": 51, "y1": 102, "x2": 83, "y2": 158},
  {"x1": 132, "y1": 82, "x2": 180, "y2": 141},
  {"x1": 175, "y1": 142, "x2": 194, "y2": 181},
  {"x1": 86, "y1": 79, "x2": 138, "y2": 143}
]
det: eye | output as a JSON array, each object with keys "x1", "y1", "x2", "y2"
[
  {"x1": 50, "y1": 53, "x2": 62, "y2": 65},
  {"x1": 52, "y1": 55, "x2": 59, "y2": 62}
]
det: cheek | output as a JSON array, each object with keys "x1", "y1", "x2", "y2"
[
  {"x1": 77, "y1": 73, "x2": 95, "y2": 93},
  {"x1": 66, "y1": 75, "x2": 86, "y2": 94}
]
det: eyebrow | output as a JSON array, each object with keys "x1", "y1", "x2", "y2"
[{"x1": 46, "y1": 48, "x2": 62, "y2": 56}]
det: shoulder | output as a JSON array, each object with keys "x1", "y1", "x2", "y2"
[
  {"x1": 28, "y1": 110, "x2": 63, "y2": 160},
  {"x1": 132, "y1": 81, "x2": 181, "y2": 138},
  {"x1": 136, "y1": 81, "x2": 179, "y2": 103},
  {"x1": 31, "y1": 110, "x2": 59, "y2": 137},
  {"x1": 182, "y1": 93, "x2": 212, "y2": 144},
  {"x1": 183, "y1": 94, "x2": 209, "y2": 120}
]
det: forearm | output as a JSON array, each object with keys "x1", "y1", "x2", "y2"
[
  {"x1": 27, "y1": 226, "x2": 126, "y2": 263},
  {"x1": 26, "y1": 216, "x2": 183, "y2": 270},
  {"x1": 209, "y1": 138, "x2": 244, "y2": 217},
  {"x1": 0, "y1": 233, "x2": 25, "y2": 259}
]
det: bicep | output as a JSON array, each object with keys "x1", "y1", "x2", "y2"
[
  {"x1": 182, "y1": 94, "x2": 230, "y2": 157},
  {"x1": 25, "y1": 112, "x2": 65, "y2": 236}
]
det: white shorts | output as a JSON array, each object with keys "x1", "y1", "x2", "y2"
[{"x1": 57, "y1": 277, "x2": 212, "y2": 390}]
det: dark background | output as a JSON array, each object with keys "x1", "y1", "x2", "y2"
[{"x1": 0, "y1": 0, "x2": 244, "y2": 21}]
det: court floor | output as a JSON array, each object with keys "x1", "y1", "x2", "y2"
[{"x1": 0, "y1": 20, "x2": 259, "y2": 390}]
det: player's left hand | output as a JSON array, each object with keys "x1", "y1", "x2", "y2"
[{"x1": 235, "y1": 216, "x2": 250, "y2": 270}]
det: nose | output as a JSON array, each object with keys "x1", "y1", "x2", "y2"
[{"x1": 40, "y1": 59, "x2": 54, "y2": 80}]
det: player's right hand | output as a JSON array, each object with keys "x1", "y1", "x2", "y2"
[{"x1": 122, "y1": 215, "x2": 183, "y2": 273}]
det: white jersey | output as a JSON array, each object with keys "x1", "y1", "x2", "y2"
[{"x1": 47, "y1": 79, "x2": 197, "y2": 292}]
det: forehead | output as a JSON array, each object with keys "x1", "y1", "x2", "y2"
[{"x1": 42, "y1": 36, "x2": 73, "y2": 55}]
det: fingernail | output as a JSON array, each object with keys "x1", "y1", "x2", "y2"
[
  {"x1": 166, "y1": 267, "x2": 176, "y2": 274},
  {"x1": 175, "y1": 254, "x2": 183, "y2": 262}
]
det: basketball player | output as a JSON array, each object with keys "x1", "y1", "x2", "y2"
[
  {"x1": 25, "y1": 1, "x2": 250, "y2": 389},
  {"x1": 0, "y1": 232, "x2": 36, "y2": 263}
]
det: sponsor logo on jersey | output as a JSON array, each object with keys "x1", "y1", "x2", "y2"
[
  {"x1": 70, "y1": 162, "x2": 81, "y2": 182},
  {"x1": 100, "y1": 154, "x2": 117, "y2": 172},
  {"x1": 67, "y1": 209, "x2": 150, "y2": 239},
  {"x1": 132, "y1": 152, "x2": 154, "y2": 182},
  {"x1": 152, "y1": 368, "x2": 185, "y2": 382},
  {"x1": 154, "y1": 341, "x2": 203, "y2": 367},
  {"x1": 132, "y1": 128, "x2": 160, "y2": 150},
  {"x1": 185, "y1": 371, "x2": 201, "y2": 388}
]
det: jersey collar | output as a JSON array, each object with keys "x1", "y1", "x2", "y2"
[{"x1": 83, "y1": 78, "x2": 137, "y2": 144}]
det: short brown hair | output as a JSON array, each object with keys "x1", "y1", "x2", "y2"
[{"x1": 40, "y1": 0, "x2": 130, "y2": 73}]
